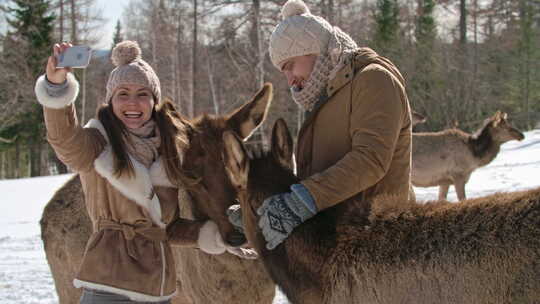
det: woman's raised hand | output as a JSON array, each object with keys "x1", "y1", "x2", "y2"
[{"x1": 46, "y1": 42, "x2": 73, "y2": 84}]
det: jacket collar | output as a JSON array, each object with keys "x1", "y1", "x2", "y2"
[
  {"x1": 326, "y1": 62, "x2": 354, "y2": 99},
  {"x1": 84, "y1": 119, "x2": 175, "y2": 228}
]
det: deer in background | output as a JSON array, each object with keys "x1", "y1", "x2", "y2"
[
  {"x1": 411, "y1": 111, "x2": 427, "y2": 127},
  {"x1": 222, "y1": 118, "x2": 540, "y2": 304},
  {"x1": 412, "y1": 111, "x2": 524, "y2": 201}
]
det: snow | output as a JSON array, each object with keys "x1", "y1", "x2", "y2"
[
  {"x1": 0, "y1": 174, "x2": 74, "y2": 304},
  {"x1": 1, "y1": 129, "x2": 540, "y2": 304}
]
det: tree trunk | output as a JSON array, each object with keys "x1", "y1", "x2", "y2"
[
  {"x1": 175, "y1": 5, "x2": 183, "y2": 108},
  {"x1": 14, "y1": 141, "x2": 20, "y2": 178},
  {"x1": 252, "y1": 0, "x2": 263, "y2": 89},
  {"x1": 29, "y1": 139, "x2": 42, "y2": 177},
  {"x1": 81, "y1": 66, "x2": 86, "y2": 124},
  {"x1": 70, "y1": 0, "x2": 78, "y2": 44},
  {"x1": 206, "y1": 46, "x2": 219, "y2": 114},
  {"x1": 327, "y1": 0, "x2": 334, "y2": 24},
  {"x1": 190, "y1": 0, "x2": 197, "y2": 118},
  {"x1": 459, "y1": 0, "x2": 467, "y2": 45},
  {"x1": 251, "y1": 0, "x2": 267, "y2": 146},
  {"x1": 59, "y1": 0, "x2": 64, "y2": 41},
  {"x1": 519, "y1": 0, "x2": 532, "y2": 129},
  {"x1": 0, "y1": 151, "x2": 5, "y2": 179}
]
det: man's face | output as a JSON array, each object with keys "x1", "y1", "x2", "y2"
[{"x1": 280, "y1": 54, "x2": 317, "y2": 91}]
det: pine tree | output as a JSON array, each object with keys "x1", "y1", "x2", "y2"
[
  {"x1": 111, "y1": 19, "x2": 123, "y2": 49},
  {"x1": 373, "y1": 0, "x2": 399, "y2": 56},
  {"x1": 1, "y1": 0, "x2": 55, "y2": 177},
  {"x1": 7, "y1": 0, "x2": 55, "y2": 77},
  {"x1": 411, "y1": 0, "x2": 439, "y2": 126}
]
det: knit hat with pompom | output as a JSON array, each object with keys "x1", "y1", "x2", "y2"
[
  {"x1": 269, "y1": 0, "x2": 334, "y2": 69},
  {"x1": 105, "y1": 40, "x2": 161, "y2": 104}
]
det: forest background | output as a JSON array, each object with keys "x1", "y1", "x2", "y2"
[{"x1": 0, "y1": 0, "x2": 538, "y2": 179}]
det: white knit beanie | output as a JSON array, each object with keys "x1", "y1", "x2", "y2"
[
  {"x1": 269, "y1": 0, "x2": 334, "y2": 70},
  {"x1": 105, "y1": 40, "x2": 161, "y2": 104}
]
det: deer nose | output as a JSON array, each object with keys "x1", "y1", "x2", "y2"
[{"x1": 226, "y1": 230, "x2": 246, "y2": 247}]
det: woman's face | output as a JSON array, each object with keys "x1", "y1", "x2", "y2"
[{"x1": 111, "y1": 84, "x2": 155, "y2": 129}]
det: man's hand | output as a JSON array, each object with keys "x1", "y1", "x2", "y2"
[
  {"x1": 46, "y1": 43, "x2": 73, "y2": 85},
  {"x1": 257, "y1": 184, "x2": 317, "y2": 250}
]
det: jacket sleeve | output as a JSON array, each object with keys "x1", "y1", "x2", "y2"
[
  {"x1": 35, "y1": 73, "x2": 105, "y2": 172},
  {"x1": 301, "y1": 65, "x2": 407, "y2": 211}
]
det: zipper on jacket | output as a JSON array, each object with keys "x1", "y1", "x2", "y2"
[{"x1": 159, "y1": 241, "x2": 166, "y2": 296}]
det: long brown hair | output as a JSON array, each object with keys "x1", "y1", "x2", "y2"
[{"x1": 96, "y1": 98, "x2": 191, "y2": 184}]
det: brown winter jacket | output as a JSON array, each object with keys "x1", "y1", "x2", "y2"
[
  {"x1": 34, "y1": 74, "x2": 205, "y2": 302},
  {"x1": 298, "y1": 48, "x2": 412, "y2": 213}
]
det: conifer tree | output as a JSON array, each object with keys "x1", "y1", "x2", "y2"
[
  {"x1": 373, "y1": 0, "x2": 399, "y2": 56},
  {"x1": 111, "y1": 19, "x2": 123, "y2": 49},
  {"x1": 1, "y1": 0, "x2": 55, "y2": 176}
]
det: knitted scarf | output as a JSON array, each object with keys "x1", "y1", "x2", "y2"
[
  {"x1": 291, "y1": 26, "x2": 358, "y2": 112},
  {"x1": 125, "y1": 119, "x2": 161, "y2": 169}
]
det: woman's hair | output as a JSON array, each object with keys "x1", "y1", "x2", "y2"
[{"x1": 96, "y1": 98, "x2": 192, "y2": 185}]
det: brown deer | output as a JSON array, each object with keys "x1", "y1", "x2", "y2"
[
  {"x1": 221, "y1": 118, "x2": 540, "y2": 304},
  {"x1": 40, "y1": 85, "x2": 276, "y2": 304},
  {"x1": 412, "y1": 111, "x2": 524, "y2": 201}
]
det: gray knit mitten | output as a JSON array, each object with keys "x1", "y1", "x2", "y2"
[{"x1": 257, "y1": 184, "x2": 317, "y2": 250}]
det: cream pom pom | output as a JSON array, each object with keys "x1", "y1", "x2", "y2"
[
  {"x1": 281, "y1": 0, "x2": 311, "y2": 19},
  {"x1": 111, "y1": 40, "x2": 142, "y2": 66}
]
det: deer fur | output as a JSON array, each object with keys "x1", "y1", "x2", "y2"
[
  {"x1": 222, "y1": 119, "x2": 540, "y2": 304},
  {"x1": 40, "y1": 84, "x2": 276, "y2": 304},
  {"x1": 412, "y1": 111, "x2": 524, "y2": 201}
]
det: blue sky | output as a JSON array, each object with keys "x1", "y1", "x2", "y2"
[{"x1": 95, "y1": 0, "x2": 131, "y2": 49}]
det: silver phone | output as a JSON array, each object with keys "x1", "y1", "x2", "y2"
[{"x1": 56, "y1": 46, "x2": 92, "y2": 68}]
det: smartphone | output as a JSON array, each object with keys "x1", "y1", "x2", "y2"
[{"x1": 56, "y1": 46, "x2": 92, "y2": 68}]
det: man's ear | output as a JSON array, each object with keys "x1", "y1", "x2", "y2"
[
  {"x1": 222, "y1": 131, "x2": 249, "y2": 190},
  {"x1": 226, "y1": 83, "x2": 273, "y2": 140}
]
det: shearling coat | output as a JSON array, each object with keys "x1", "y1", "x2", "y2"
[
  {"x1": 298, "y1": 48, "x2": 412, "y2": 212},
  {"x1": 35, "y1": 74, "x2": 203, "y2": 302}
]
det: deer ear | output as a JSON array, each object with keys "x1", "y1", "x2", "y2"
[
  {"x1": 222, "y1": 131, "x2": 249, "y2": 189},
  {"x1": 226, "y1": 83, "x2": 273, "y2": 140},
  {"x1": 271, "y1": 119, "x2": 294, "y2": 170},
  {"x1": 501, "y1": 112, "x2": 508, "y2": 120},
  {"x1": 493, "y1": 111, "x2": 502, "y2": 127},
  {"x1": 411, "y1": 110, "x2": 426, "y2": 124}
]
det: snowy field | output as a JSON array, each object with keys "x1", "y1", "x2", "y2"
[{"x1": 1, "y1": 129, "x2": 539, "y2": 304}]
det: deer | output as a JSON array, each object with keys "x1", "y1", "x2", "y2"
[
  {"x1": 411, "y1": 111, "x2": 427, "y2": 127},
  {"x1": 40, "y1": 84, "x2": 277, "y2": 304},
  {"x1": 221, "y1": 118, "x2": 540, "y2": 304},
  {"x1": 412, "y1": 111, "x2": 524, "y2": 201}
]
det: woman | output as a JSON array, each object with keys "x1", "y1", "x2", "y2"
[{"x1": 35, "y1": 41, "x2": 251, "y2": 303}]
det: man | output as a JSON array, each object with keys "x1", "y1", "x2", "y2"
[{"x1": 231, "y1": 0, "x2": 413, "y2": 250}]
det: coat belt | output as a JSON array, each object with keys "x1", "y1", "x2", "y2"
[{"x1": 94, "y1": 219, "x2": 167, "y2": 260}]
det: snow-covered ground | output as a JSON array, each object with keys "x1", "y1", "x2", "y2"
[{"x1": 1, "y1": 129, "x2": 539, "y2": 304}]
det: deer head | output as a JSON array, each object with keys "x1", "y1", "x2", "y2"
[
  {"x1": 222, "y1": 119, "x2": 297, "y2": 249},
  {"x1": 182, "y1": 83, "x2": 273, "y2": 247},
  {"x1": 489, "y1": 111, "x2": 525, "y2": 143}
]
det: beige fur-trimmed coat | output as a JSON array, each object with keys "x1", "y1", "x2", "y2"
[{"x1": 35, "y1": 73, "x2": 216, "y2": 302}]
